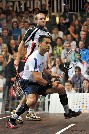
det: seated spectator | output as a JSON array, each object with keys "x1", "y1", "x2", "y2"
[
  {"x1": 84, "y1": 66, "x2": 89, "y2": 80},
  {"x1": 1, "y1": 44, "x2": 12, "y2": 64},
  {"x1": 33, "y1": 8, "x2": 40, "y2": 15},
  {"x1": 68, "y1": 24, "x2": 78, "y2": 41},
  {"x1": 6, "y1": 15, "x2": 12, "y2": 30},
  {"x1": 79, "y1": 79, "x2": 89, "y2": 93},
  {"x1": 17, "y1": 15, "x2": 24, "y2": 29},
  {"x1": 0, "y1": 36, "x2": 3, "y2": 53},
  {"x1": 61, "y1": 42, "x2": 76, "y2": 63},
  {"x1": 1, "y1": 28, "x2": 12, "y2": 54},
  {"x1": 74, "y1": 19, "x2": 82, "y2": 37},
  {"x1": 78, "y1": 30, "x2": 89, "y2": 49},
  {"x1": 0, "y1": 22, "x2": 2, "y2": 35},
  {"x1": 0, "y1": 53, "x2": 7, "y2": 92},
  {"x1": 21, "y1": 21, "x2": 30, "y2": 39},
  {"x1": 9, "y1": 39, "x2": 18, "y2": 55},
  {"x1": 51, "y1": 25, "x2": 63, "y2": 41},
  {"x1": 41, "y1": 4, "x2": 48, "y2": 15},
  {"x1": 66, "y1": 34, "x2": 76, "y2": 51},
  {"x1": 6, "y1": 52, "x2": 25, "y2": 90},
  {"x1": 10, "y1": 21, "x2": 22, "y2": 45},
  {"x1": 71, "y1": 66, "x2": 85, "y2": 92},
  {"x1": 11, "y1": 11, "x2": 17, "y2": 23},
  {"x1": 65, "y1": 80, "x2": 76, "y2": 94},
  {"x1": 62, "y1": 4, "x2": 78, "y2": 28},
  {"x1": 58, "y1": 16, "x2": 68, "y2": 35},
  {"x1": 80, "y1": 2, "x2": 89, "y2": 24},
  {"x1": 52, "y1": 37, "x2": 63, "y2": 58},
  {"x1": 29, "y1": 15, "x2": 35, "y2": 25},
  {"x1": 68, "y1": 52, "x2": 87, "y2": 79},
  {"x1": 0, "y1": 7, "x2": 6, "y2": 27},
  {"x1": 51, "y1": 57, "x2": 65, "y2": 85},
  {"x1": 78, "y1": 40, "x2": 89, "y2": 63}
]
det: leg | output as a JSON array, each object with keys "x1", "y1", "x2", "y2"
[
  {"x1": 26, "y1": 94, "x2": 42, "y2": 121},
  {"x1": 45, "y1": 82, "x2": 82, "y2": 119},
  {"x1": 6, "y1": 93, "x2": 37, "y2": 129}
]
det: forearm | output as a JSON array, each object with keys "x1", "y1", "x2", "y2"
[
  {"x1": 36, "y1": 77, "x2": 47, "y2": 86},
  {"x1": 17, "y1": 40, "x2": 25, "y2": 61},
  {"x1": 32, "y1": 71, "x2": 47, "y2": 86},
  {"x1": 43, "y1": 68, "x2": 51, "y2": 75}
]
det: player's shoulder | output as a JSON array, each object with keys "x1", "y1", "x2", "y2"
[{"x1": 26, "y1": 26, "x2": 37, "y2": 33}]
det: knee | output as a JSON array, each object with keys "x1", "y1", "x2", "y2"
[{"x1": 27, "y1": 96, "x2": 37, "y2": 105}]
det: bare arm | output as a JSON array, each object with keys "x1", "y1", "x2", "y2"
[
  {"x1": 14, "y1": 40, "x2": 25, "y2": 65},
  {"x1": 32, "y1": 71, "x2": 47, "y2": 86}
]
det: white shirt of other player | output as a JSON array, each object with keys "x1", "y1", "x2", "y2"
[
  {"x1": 27, "y1": 29, "x2": 49, "y2": 55},
  {"x1": 22, "y1": 50, "x2": 47, "y2": 81}
]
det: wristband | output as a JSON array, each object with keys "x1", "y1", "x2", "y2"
[{"x1": 47, "y1": 81, "x2": 52, "y2": 87}]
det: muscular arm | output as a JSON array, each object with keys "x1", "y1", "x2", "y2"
[
  {"x1": 14, "y1": 40, "x2": 25, "y2": 65},
  {"x1": 32, "y1": 71, "x2": 47, "y2": 86}
]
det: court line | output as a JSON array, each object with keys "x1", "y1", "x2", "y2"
[
  {"x1": 55, "y1": 124, "x2": 75, "y2": 134},
  {"x1": 0, "y1": 116, "x2": 10, "y2": 119}
]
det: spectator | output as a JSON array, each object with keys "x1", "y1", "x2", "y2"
[
  {"x1": 68, "y1": 52, "x2": 87, "y2": 79},
  {"x1": 41, "y1": 4, "x2": 48, "y2": 15},
  {"x1": 6, "y1": 52, "x2": 25, "y2": 91},
  {"x1": 11, "y1": 11, "x2": 17, "y2": 22},
  {"x1": 80, "y1": 2, "x2": 89, "y2": 24},
  {"x1": 22, "y1": 10, "x2": 31, "y2": 23},
  {"x1": 78, "y1": 30, "x2": 89, "y2": 49},
  {"x1": 61, "y1": 42, "x2": 76, "y2": 63},
  {"x1": 78, "y1": 40, "x2": 89, "y2": 63},
  {"x1": 62, "y1": 4, "x2": 78, "y2": 28},
  {"x1": 0, "y1": 22, "x2": 2, "y2": 35},
  {"x1": 79, "y1": 79, "x2": 89, "y2": 93},
  {"x1": 52, "y1": 37, "x2": 63, "y2": 58},
  {"x1": 33, "y1": 8, "x2": 40, "y2": 15},
  {"x1": 65, "y1": 80, "x2": 76, "y2": 94},
  {"x1": 9, "y1": 39, "x2": 18, "y2": 55},
  {"x1": 0, "y1": 36, "x2": 4, "y2": 54},
  {"x1": 51, "y1": 57, "x2": 65, "y2": 85},
  {"x1": 17, "y1": 15, "x2": 24, "y2": 29},
  {"x1": 6, "y1": 15, "x2": 12, "y2": 30},
  {"x1": 1, "y1": 44, "x2": 12, "y2": 65},
  {"x1": 58, "y1": 16, "x2": 68, "y2": 35},
  {"x1": 66, "y1": 34, "x2": 76, "y2": 51},
  {"x1": 71, "y1": 66, "x2": 85, "y2": 92},
  {"x1": 0, "y1": 53, "x2": 7, "y2": 92},
  {"x1": 51, "y1": 25, "x2": 63, "y2": 41},
  {"x1": 1, "y1": 28, "x2": 12, "y2": 53},
  {"x1": 21, "y1": 21, "x2": 30, "y2": 39},
  {"x1": 73, "y1": 19, "x2": 82, "y2": 37},
  {"x1": 0, "y1": 7, "x2": 6, "y2": 27},
  {"x1": 10, "y1": 21, "x2": 22, "y2": 45},
  {"x1": 84, "y1": 66, "x2": 89, "y2": 80},
  {"x1": 68, "y1": 24, "x2": 78, "y2": 41}
]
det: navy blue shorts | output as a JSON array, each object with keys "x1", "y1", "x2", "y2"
[{"x1": 20, "y1": 79, "x2": 52, "y2": 96}]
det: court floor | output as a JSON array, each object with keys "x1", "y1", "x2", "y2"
[{"x1": 0, "y1": 113, "x2": 89, "y2": 134}]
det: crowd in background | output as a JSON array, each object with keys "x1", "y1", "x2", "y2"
[{"x1": 0, "y1": 2, "x2": 89, "y2": 110}]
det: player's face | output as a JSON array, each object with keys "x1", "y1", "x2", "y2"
[
  {"x1": 40, "y1": 38, "x2": 51, "y2": 53},
  {"x1": 37, "y1": 14, "x2": 46, "y2": 27}
]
